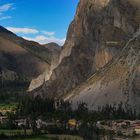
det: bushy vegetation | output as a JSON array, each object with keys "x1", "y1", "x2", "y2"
[
  {"x1": 0, "y1": 80, "x2": 29, "y2": 103},
  {"x1": 0, "y1": 103, "x2": 17, "y2": 111}
]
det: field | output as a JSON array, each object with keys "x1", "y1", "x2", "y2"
[
  {"x1": 0, "y1": 129, "x2": 32, "y2": 136},
  {"x1": 16, "y1": 135, "x2": 83, "y2": 140},
  {"x1": 0, "y1": 129, "x2": 83, "y2": 140}
]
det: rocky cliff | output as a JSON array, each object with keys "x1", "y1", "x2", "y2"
[
  {"x1": 31, "y1": 0, "x2": 140, "y2": 110},
  {"x1": 28, "y1": 42, "x2": 61, "y2": 91},
  {"x1": 65, "y1": 29, "x2": 140, "y2": 111}
]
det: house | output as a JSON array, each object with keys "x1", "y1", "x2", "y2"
[
  {"x1": 0, "y1": 116, "x2": 8, "y2": 124},
  {"x1": 15, "y1": 119, "x2": 26, "y2": 127},
  {"x1": 0, "y1": 112, "x2": 8, "y2": 124},
  {"x1": 67, "y1": 119, "x2": 79, "y2": 130},
  {"x1": 133, "y1": 125, "x2": 140, "y2": 134},
  {"x1": 36, "y1": 119, "x2": 47, "y2": 129},
  {"x1": 36, "y1": 119, "x2": 56, "y2": 129}
]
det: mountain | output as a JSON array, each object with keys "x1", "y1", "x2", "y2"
[
  {"x1": 31, "y1": 0, "x2": 140, "y2": 110},
  {"x1": 44, "y1": 42, "x2": 61, "y2": 55},
  {"x1": 28, "y1": 43, "x2": 61, "y2": 91},
  {"x1": 0, "y1": 26, "x2": 52, "y2": 87},
  {"x1": 0, "y1": 26, "x2": 51, "y2": 64},
  {"x1": 64, "y1": 30, "x2": 140, "y2": 111}
]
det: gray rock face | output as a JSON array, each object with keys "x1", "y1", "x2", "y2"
[
  {"x1": 32, "y1": 0, "x2": 140, "y2": 110},
  {"x1": 65, "y1": 29, "x2": 140, "y2": 111}
]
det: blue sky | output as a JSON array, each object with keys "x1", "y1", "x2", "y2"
[{"x1": 0, "y1": 0, "x2": 79, "y2": 45}]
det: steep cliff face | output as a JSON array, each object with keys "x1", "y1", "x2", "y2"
[
  {"x1": 64, "y1": 29, "x2": 140, "y2": 111},
  {"x1": 32, "y1": 0, "x2": 140, "y2": 108}
]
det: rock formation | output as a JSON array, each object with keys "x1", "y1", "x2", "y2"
[
  {"x1": 28, "y1": 43, "x2": 61, "y2": 91},
  {"x1": 65, "y1": 29, "x2": 140, "y2": 111},
  {"x1": 31, "y1": 0, "x2": 140, "y2": 110}
]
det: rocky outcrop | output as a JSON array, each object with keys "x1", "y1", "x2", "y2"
[
  {"x1": 32, "y1": 0, "x2": 140, "y2": 110},
  {"x1": 28, "y1": 72, "x2": 46, "y2": 92},
  {"x1": 28, "y1": 43, "x2": 61, "y2": 91}
]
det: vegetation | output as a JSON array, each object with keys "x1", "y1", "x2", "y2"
[
  {"x1": 0, "y1": 103, "x2": 17, "y2": 111},
  {"x1": 15, "y1": 135, "x2": 83, "y2": 140},
  {"x1": 0, "y1": 129, "x2": 32, "y2": 136},
  {"x1": 0, "y1": 80, "x2": 29, "y2": 103},
  {"x1": 1, "y1": 96, "x2": 140, "y2": 139}
]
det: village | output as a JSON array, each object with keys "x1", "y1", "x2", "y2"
[
  {"x1": 1, "y1": 109, "x2": 140, "y2": 139},
  {"x1": 97, "y1": 120, "x2": 140, "y2": 137},
  {"x1": 0, "y1": 110, "x2": 79, "y2": 131}
]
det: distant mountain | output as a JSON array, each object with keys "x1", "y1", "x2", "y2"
[
  {"x1": 0, "y1": 26, "x2": 51, "y2": 90},
  {"x1": 44, "y1": 42, "x2": 61, "y2": 55},
  {"x1": 31, "y1": 0, "x2": 140, "y2": 111},
  {"x1": 0, "y1": 26, "x2": 51, "y2": 64}
]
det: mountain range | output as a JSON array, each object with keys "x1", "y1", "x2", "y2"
[
  {"x1": 0, "y1": 26, "x2": 60, "y2": 102},
  {"x1": 0, "y1": 0, "x2": 140, "y2": 111},
  {"x1": 29, "y1": 0, "x2": 140, "y2": 111}
]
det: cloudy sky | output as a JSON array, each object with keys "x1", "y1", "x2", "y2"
[{"x1": 0, "y1": 0, "x2": 79, "y2": 45}]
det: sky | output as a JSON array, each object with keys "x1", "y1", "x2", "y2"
[{"x1": 0, "y1": 0, "x2": 79, "y2": 45}]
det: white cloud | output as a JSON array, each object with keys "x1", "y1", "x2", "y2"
[
  {"x1": 42, "y1": 31, "x2": 55, "y2": 36},
  {"x1": 0, "y1": 16, "x2": 11, "y2": 20},
  {"x1": 23, "y1": 35, "x2": 65, "y2": 46},
  {"x1": 5, "y1": 26, "x2": 65, "y2": 45},
  {"x1": 6, "y1": 27, "x2": 39, "y2": 34},
  {"x1": 0, "y1": 3, "x2": 13, "y2": 13},
  {"x1": 0, "y1": 3, "x2": 14, "y2": 20}
]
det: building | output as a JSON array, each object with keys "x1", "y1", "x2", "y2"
[
  {"x1": 67, "y1": 119, "x2": 78, "y2": 130},
  {"x1": 134, "y1": 126, "x2": 140, "y2": 134},
  {"x1": 15, "y1": 119, "x2": 27, "y2": 128},
  {"x1": 0, "y1": 113, "x2": 8, "y2": 124},
  {"x1": 36, "y1": 119, "x2": 56, "y2": 129}
]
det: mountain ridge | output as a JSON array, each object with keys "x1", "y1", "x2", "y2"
[
  {"x1": 0, "y1": 26, "x2": 53, "y2": 91},
  {"x1": 30, "y1": 0, "x2": 140, "y2": 110}
]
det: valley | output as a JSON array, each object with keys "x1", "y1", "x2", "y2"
[{"x1": 0, "y1": 0, "x2": 140, "y2": 139}]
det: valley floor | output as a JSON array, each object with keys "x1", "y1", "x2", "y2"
[
  {"x1": 16, "y1": 135, "x2": 83, "y2": 140},
  {"x1": 0, "y1": 134, "x2": 83, "y2": 140}
]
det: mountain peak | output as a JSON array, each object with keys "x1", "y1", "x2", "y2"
[{"x1": 30, "y1": 0, "x2": 140, "y2": 111}]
